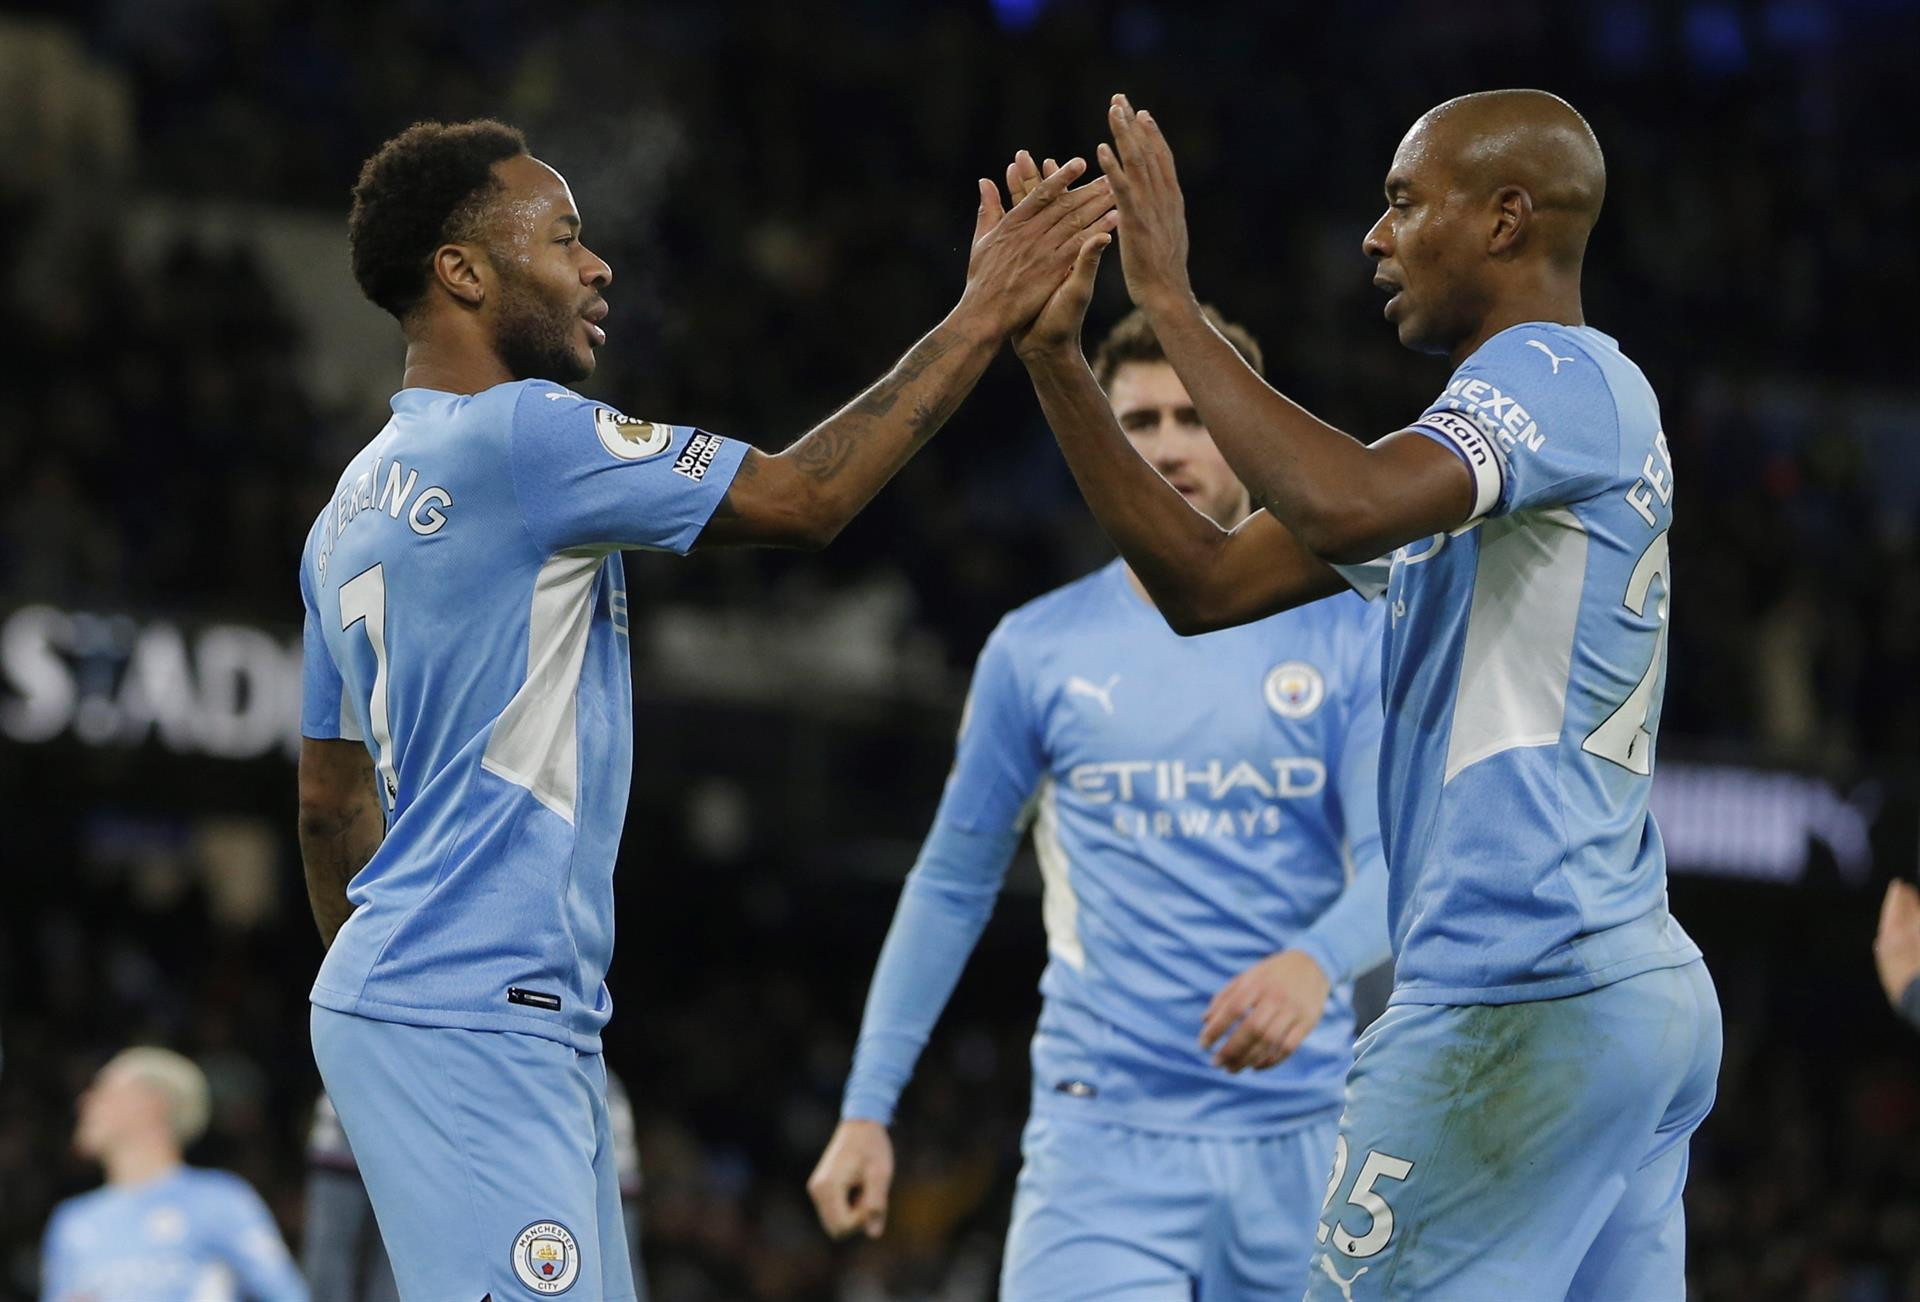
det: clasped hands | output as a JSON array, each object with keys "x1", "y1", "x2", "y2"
[{"x1": 961, "y1": 93, "x2": 1194, "y2": 359}]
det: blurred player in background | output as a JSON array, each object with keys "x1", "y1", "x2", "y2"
[
  {"x1": 296, "y1": 120, "x2": 1115, "y2": 1299},
  {"x1": 303, "y1": 1073, "x2": 648, "y2": 1301},
  {"x1": 1013, "y1": 91, "x2": 1720, "y2": 1298},
  {"x1": 808, "y1": 291, "x2": 1389, "y2": 1298},
  {"x1": 1874, "y1": 880, "x2": 1920, "y2": 1031},
  {"x1": 40, "y1": 1047, "x2": 307, "y2": 1302}
]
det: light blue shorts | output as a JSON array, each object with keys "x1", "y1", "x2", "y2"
[
  {"x1": 1002, "y1": 1110, "x2": 1338, "y2": 1300},
  {"x1": 311, "y1": 1006, "x2": 635, "y2": 1301},
  {"x1": 1304, "y1": 960, "x2": 1721, "y2": 1301}
]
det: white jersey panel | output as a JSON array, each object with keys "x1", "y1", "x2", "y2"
[
  {"x1": 480, "y1": 550, "x2": 607, "y2": 822},
  {"x1": 1030, "y1": 778, "x2": 1087, "y2": 971},
  {"x1": 1443, "y1": 508, "x2": 1588, "y2": 782}
]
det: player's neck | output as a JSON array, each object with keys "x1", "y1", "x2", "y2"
[
  {"x1": 103, "y1": 1138, "x2": 181, "y2": 1188},
  {"x1": 399, "y1": 335, "x2": 515, "y2": 396},
  {"x1": 1451, "y1": 283, "x2": 1584, "y2": 367}
]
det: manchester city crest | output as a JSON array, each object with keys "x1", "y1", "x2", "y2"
[
  {"x1": 1264, "y1": 660, "x2": 1325, "y2": 719},
  {"x1": 512, "y1": 1220, "x2": 580, "y2": 1294}
]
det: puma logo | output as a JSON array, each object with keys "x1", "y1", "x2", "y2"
[
  {"x1": 1065, "y1": 674, "x2": 1120, "y2": 716},
  {"x1": 1524, "y1": 339, "x2": 1574, "y2": 374},
  {"x1": 1317, "y1": 1255, "x2": 1370, "y2": 1301}
]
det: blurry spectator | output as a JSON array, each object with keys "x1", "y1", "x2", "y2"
[
  {"x1": 1875, "y1": 881, "x2": 1920, "y2": 1031},
  {"x1": 40, "y1": 1047, "x2": 308, "y2": 1302}
]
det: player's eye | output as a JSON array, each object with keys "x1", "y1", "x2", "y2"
[{"x1": 557, "y1": 235, "x2": 575, "y2": 246}]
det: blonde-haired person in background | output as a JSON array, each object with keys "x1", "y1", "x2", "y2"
[{"x1": 40, "y1": 1047, "x2": 308, "y2": 1302}]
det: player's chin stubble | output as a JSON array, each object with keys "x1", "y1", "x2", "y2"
[{"x1": 495, "y1": 275, "x2": 593, "y2": 383}]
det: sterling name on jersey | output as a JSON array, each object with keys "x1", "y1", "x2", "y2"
[
  {"x1": 1342, "y1": 322, "x2": 1699, "y2": 1006},
  {"x1": 842, "y1": 562, "x2": 1389, "y2": 1136},
  {"x1": 299, "y1": 381, "x2": 745, "y2": 1049}
]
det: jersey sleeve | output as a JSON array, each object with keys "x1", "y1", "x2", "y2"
[
  {"x1": 1329, "y1": 555, "x2": 1392, "y2": 602},
  {"x1": 840, "y1": 620, "x2": 1045, "y2": 1124},
  {"x1": 215, "y1": 1177, "x2": 310, "y2": 1302},
  {"x1": 298, "y1": 559, "x2": 358, "y2": 742},
  {"x1": 507, "y1": 384, "x2": 749, "y2": 556},
  {"x1": 1291, "y1": 598, "x2": 1391, "y2": 984},
  {"x1": 39, "y1": 1204, "x2": 77, "y2": 1302},
  {"x1": 1407, "y1": 329, "x2": 1618, "y2": 522}
]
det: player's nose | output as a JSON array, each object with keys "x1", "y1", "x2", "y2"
[
  {"x1": 582, "y1": 245, "x2": 612, "y2": 289},
  {"x1": 1362, "y1": 211, "x2": 1391, "y2": 259}
]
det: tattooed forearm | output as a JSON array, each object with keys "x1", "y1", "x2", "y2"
[
  {"x1": 789, "y1": 328, "x2": 965, "y2": 482},
  {"x1": 297, "y1": 800, "x2": 381, "y2": 948},
  {"x1": 698, "y1": 309, "x2": 998, "y2": 549}
]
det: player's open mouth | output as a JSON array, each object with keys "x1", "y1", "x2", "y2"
[
  {"x1": 1373, "y1": 275, "x2": 1403, "y2": 318},
  {"x1": 583, "y1": 301, "x2": 609, "y2": 346}
]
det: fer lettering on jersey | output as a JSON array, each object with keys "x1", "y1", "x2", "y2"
[{"x1": 1624, "y1": 429, "x2": 1675, "y2": 528}]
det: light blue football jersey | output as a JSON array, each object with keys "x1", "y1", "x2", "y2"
[
  {"x1": 1348, "y1": 322, "x2": 1699, "y2": 1006},
  {"x1": 842, "y1": 561, "x2": 1389, "y2": 1136},
  {"x1": 41, "y1": 1166, "x2": 308, "y2": 1302},
  {"x1": 299, "y1": 381, "x2": 745, "y2": 1050}
]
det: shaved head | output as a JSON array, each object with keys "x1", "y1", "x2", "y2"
[
  {"x1": 1410, "y1": 89, "x2": 1606, "y2": 268},
  {"x1": 1364, "y1": 89, "x2": 1604, "y2": 360}
]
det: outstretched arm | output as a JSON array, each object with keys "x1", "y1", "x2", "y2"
[
  {"x1": 1099, "y1": 95, "x2": 1471, "y2": 563},
  {"x1": 809, "y1": 625, "x2": 1041, "y2": 1240},
  {"x1": 699, "y1": 161, "x2": 1118, "y2": 549},
  {"x1": 1024, "y1": 350, "x2": 1349, "y2": 630},
  {"x1": 1000, "y1": 154, "x2": 1348, "y2": 633}
]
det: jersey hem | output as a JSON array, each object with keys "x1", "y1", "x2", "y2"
[
  {"x1": 308, "y1": 987, "x2": 605, "y2": 1053},
  {"x1": 1385, "y1": 944, "x2": 1702, "y2": 1008},
  {"x1": 1026, "y1": 1089, "x2": 1343, "y2": 1140}
]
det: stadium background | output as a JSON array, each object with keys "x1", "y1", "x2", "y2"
[{"x1": 1, "y1": 0, "x2": 1917, "y2": 1297}]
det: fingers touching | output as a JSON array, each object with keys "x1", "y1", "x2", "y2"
[{"x1": 973, "y1": 177, "x2": 1006, "y2": 244}]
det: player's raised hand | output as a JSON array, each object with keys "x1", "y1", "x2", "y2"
[
  {"x1": 1099, "y1": 93, "x2": 1194, "y2": 313},
  {"x1": 995, "y1": 152, "x2": 1112, "y2": 361},
  {"x1": 806, "y1": 1118, "x2": 895, "y2": 1241},
  {"x1": 1874, "y1": 880, "x2": 1920, "y2": 1009},
  {"x1": 961, "y1": 157, "x2": 1117, "y2": 341},
  {"x1": 1200, "y1": 950, "x2": 1331, "y2": 1073}
]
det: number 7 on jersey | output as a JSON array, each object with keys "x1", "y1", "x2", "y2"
[{"x1": 339, "y1": 563, "x2": 400, "y2": 809}]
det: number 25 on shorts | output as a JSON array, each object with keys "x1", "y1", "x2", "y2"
[{"x1": 1318, "y1": 1135, "x2": 1416, "y2": 1259}]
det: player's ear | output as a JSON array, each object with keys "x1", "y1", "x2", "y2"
[
  {"x1": 430, "y1": 242, "x2": 487, "y2": 309},
  {"x1": 1488, "y1": 185, "x2": 1531, "y2": 257}
]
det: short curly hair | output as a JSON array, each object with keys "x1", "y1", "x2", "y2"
[
  {"x1": 348, "y1": 119, "x2": 529, "y2": 320},
  {"x1": 1091, "y1": 305, "x2": 1265, "y2": 391}
]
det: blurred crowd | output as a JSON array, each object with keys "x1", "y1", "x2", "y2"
[{"x1": 1, "y1": 0, "x2": 1918, "y2": 1298}]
